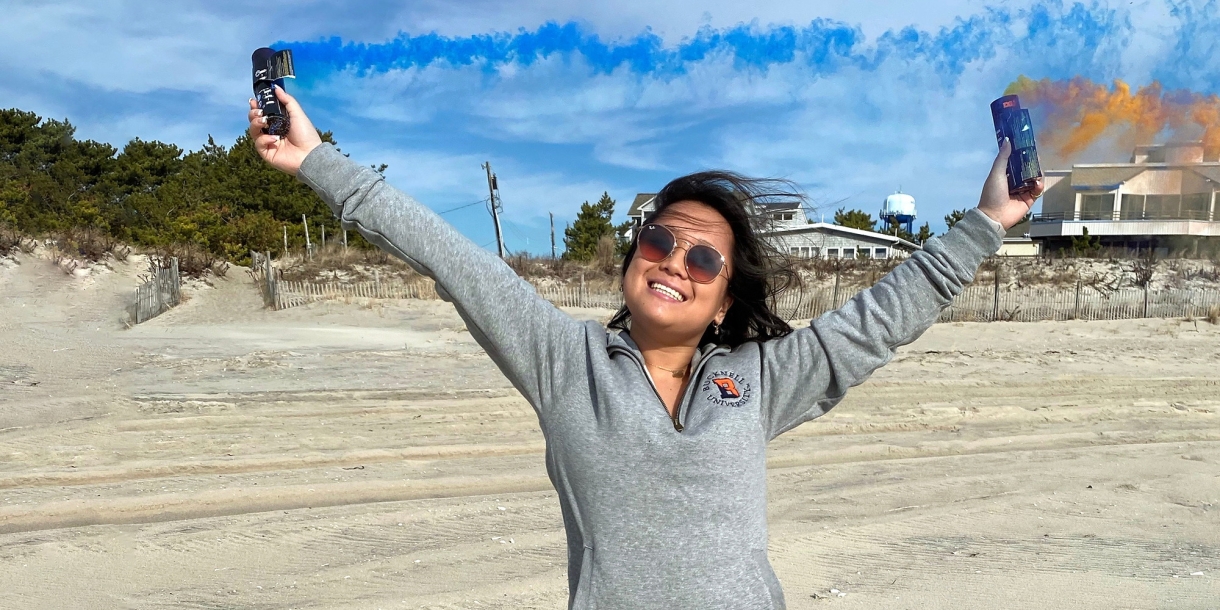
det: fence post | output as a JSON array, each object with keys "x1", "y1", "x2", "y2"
[
  {"x1": 1143, "y1": 285, "x2": 1149, "y2": 318},
  {"x1": 1073, "y1": 280, "x2": 1081, "y2": 320},
  {"x1": 831, "y1": 268, "x2": 840, "y2": 308},
  {"x1": 171, "y1": 257, "x2": 180, "y2": 305},
  {"x1": 992, "y1": 268, "x2": 1000, "y2": 322},
  {"x1": 154, "y1": 262, "x2": 164, "y2": 315},
  {"x1": 265, "y1": 251, "x2": 276, "y2": 309},
  {"x1": 580, "y1": 272, "x2": 586, "y2": 308},
  {"x1": 302, "y1": 214, "x2": 312, "y2": 260}
]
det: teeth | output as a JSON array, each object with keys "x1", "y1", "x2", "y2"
[{"x1": 650, "y1": 282, "x2": 685, "y2": 301}]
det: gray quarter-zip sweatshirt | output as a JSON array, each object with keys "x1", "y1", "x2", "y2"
[{"x1": 297, "y1": 143, "x2": 1004, "y2": 609}]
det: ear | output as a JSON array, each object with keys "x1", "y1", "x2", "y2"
[{"x1": 715, "y1": 294, "x2": 733, "y2": 324}]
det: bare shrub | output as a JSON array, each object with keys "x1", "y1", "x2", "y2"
[
  {"x1": 61, "y1": 228, "x2": 117, "y2": 262},
  {"x1": 362, "y1": 247, "x2": 392, "y2": 266},
  {"x1": 151, "y1": 243, "x2": 225, "y2": 278},
  {"x1": 595, "y1": 235, "x2": 618, "y2": 275},
  {"x1": 0, "y1": 225, "x2": 22, "y2": 255},
  {"x1": 1127, "y1": 250, "x2": 1157, "y2": 288},
  {"x1": 1207, "y1": 306, "x2": 1220, "y2": 325},
  {"x1": 1084, "y1": 271, "x2": 1121, "y2": 297}
]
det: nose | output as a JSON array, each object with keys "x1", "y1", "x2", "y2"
[{"x1": 657, "y1": 241, "x2": 689, "y2": 279}]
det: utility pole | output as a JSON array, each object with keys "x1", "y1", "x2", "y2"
[
  {"x1": 550, "y1": 212, "x2": 556, "y2": 258},
  {"x1": 482, "y1": 162, "x2": 506, "y2": 258}
]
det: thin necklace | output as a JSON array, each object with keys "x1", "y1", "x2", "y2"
[{"x1": 649, "y1": 362, "x2": 689, "y2": 378}]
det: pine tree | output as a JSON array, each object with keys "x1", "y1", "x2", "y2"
[
  {"x1": 833, "y1": 208, "x2": 877, "y2": 232},
  {"x1": 563, "y1": 192, "x2": 627, "y2": 262},
  {"x1": 916, "y1": 222, "x2": 933, "y2": 244},
  {"x1": 942, "y1": 209, "x2": 967, "y2": 234}
]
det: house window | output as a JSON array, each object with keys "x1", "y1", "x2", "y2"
[
  {"x1": 826, "y1": 248, "x2": 839, "y2": 259},
  {"x1": 1183, "y1": 193, "x2": 1210, "y2": 219},
  {"x1": 1145, "y1": 195, "x2": 1180, "y2": 219},
  {"x1": 875, "y1": 247, "x2": 888, "y2": 258},
  {"x1": 1120, "y1": 194, "x2": 1145, "y2": 220},
  {"x1": 1080, "y1": 193, "x2": 1114, "y2": 220},
  {"x1": 790, "y1": 248, "x2": 800, "y2": 255},
  {"x1": 841, "y1": 248, "x2": 855, "y2": 259}
]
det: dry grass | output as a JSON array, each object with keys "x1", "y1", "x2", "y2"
[
  {"x1": 271, "y1": 244, "x2": 423, "y2": 283},
  {"x1": 148, "y1": 243, "x2": 228, "y2": 279},
  {"x1": 1207, "y1": 306, "x2": 1220, "y2": 325}
]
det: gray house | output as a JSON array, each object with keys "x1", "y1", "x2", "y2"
[
  {"x1": 765, "y1": 223, "x2": 919, "y2": 259},
  {"x1": 625, "y1": 193, "x2": 918, "y2": 259}
]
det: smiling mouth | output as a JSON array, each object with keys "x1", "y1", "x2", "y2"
[{"x1": 649, "y1": 281, "x2": 686, "y2": 302}]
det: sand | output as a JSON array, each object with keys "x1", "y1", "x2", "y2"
[{"x1": 0, "y1": 252, "x2": 1217, "y2": 609}]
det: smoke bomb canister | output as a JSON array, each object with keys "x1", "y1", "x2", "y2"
[
  {"x1": 990, "y1": 95, "x2": 1043, "y2": 195},
  {"x1": 252, "y1": 47, "x2": 291, "y2": 136}
]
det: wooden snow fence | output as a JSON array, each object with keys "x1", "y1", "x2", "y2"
[
  {"x1": 251, "y1": 253, "x2": 1220, "y2": 324},
  {"x1": 272, "y1": 278, "x2": 439, "y2": 310},
  {"x1": 938, "y1": 283, "x2": 1220, "y2": 323},
  {"x1": 133, "y1": 257, "x2": 181, "y2": 324}
]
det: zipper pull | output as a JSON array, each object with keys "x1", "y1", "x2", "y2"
[{"x1": 671, "y1": 413, "x2": 684, "y2": 432}]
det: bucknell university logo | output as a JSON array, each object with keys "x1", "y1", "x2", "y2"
[
  {"x1": 712, "y1": 377, "x2": 740, "y2": 399},
  {"x1": 701, "y1": 370, "x2": 752, "y2": 407}
]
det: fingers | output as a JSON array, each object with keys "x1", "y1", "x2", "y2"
[
  {"x1": 991, "y1": 138, "x2": 1012, "y2": 172},
  {"x1": 273, "y1": 85, "x2": 299, "y2": 112}
]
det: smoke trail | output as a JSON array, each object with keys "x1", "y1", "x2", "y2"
[
  {"x1": 280, "y1": 7, "x2": 1109, "y2": 81},
  {"x1": 283, "y1": 21, "x2": 868, "y2": 78},
  {"x1": 1005, "y1": 75, "x2": 1220, "y2": 162}
]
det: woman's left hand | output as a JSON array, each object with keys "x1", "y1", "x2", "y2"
[{"x1": 977, "y1": 138, "x2": 1043, "y2": 229}]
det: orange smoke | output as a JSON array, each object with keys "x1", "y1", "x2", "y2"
[{"x1": 1004, "y1": 76, "x2": 1220, "y2": 162}]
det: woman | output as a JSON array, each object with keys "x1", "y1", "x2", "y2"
[{"x1": 248, "y1": 88, "x2": 1039, "y2": 610}]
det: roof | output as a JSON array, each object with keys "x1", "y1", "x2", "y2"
[
  {"x1": 756, "y1": 201, "x2": 802, "y2": 211},
  {"x1": 1005, "y1": 220, "x2": 1030, "y2": 239},
  {"x1": 628, "y1": 193, "x2": 804, "y2": 217},
  {"x1": 1071, "y1": 166, "x2": 1145, "y2": 189},
  {"x1": 1190, "y1": 165, "x2": 1220, "y2": 183},
  {"x1": 765, "y1": 223, "x2": 921, "y2": 250},
  {"x1": 628, "y1": 193, "x2": 657, "y2": 217}
]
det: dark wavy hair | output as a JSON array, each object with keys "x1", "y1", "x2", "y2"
[{"x1": 608, "y1": 170, "x2": 802, "y2": 347}]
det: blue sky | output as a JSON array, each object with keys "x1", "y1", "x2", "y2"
[{"x1": 3, "y1": 0, "x2": 1218, "y2": 254}]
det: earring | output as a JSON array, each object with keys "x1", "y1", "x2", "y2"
[{"x1": 711, "y1": 321, "x2": 723, "y2": 340}]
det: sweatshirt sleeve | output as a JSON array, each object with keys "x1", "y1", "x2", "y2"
[
  {"x1": 296, "y1": 143, "x2": 584, "y2": 414},
  {"x1": 758, "y1": 208, "x2": 1004, "y2": 440}
]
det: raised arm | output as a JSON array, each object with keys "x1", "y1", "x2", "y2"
[
  {"x1": 758, "y1": 139, "x2": 1040, "y2": 440},
  {"x1": 247, "y1": 89, "x2": 584, "y2": 412}
]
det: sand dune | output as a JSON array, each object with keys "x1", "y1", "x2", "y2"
[{"x1": 0, "y1": 253, "x2": 1216, "y2": 609}]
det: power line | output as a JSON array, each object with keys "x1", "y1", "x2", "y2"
[{"x1": 437, "y1": 198, "x2": 488, "y2": 215}]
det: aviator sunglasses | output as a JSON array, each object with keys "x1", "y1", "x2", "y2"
[{"x1": 635, "y1": 224, "x2": 728, "y2": 284}]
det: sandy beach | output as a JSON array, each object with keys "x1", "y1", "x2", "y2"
[{"x1": 1, "y1": 253, "x2": 1216, "y2": 609}]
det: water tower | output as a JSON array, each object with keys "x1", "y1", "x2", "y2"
[{"x1": 880, "y1": 191, "x2": 917, "y2": 235}]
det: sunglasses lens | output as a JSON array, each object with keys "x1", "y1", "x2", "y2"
[
  {"x1": 685, "y1": 245, "x2": 724, "y2": 284},
  {"x1": 637, "y1": 225, "x2": 674, "y2": 263}
]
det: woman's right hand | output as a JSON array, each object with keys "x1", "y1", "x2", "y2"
[{"x1": 247, "y1": 85, "x2": 323, "y2": 177}]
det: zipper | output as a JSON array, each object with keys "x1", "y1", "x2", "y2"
[{"x1": 608, "y1": 343, "x2": 728, "y2": 432}]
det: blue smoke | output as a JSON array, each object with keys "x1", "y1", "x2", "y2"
[{"x1": 280, "y1": 3, "x2": 1116, "y2": 82}]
